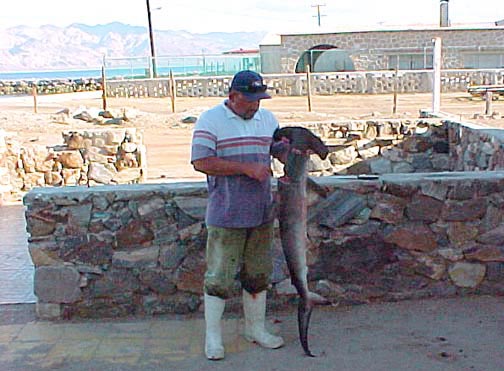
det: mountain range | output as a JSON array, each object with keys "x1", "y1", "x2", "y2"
[{"x1": 0, "y1": 22, "x2": 268, "y2": 72}]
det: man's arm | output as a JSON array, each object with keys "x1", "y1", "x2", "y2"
[{"x1": 192, "y1": 157, "x2": 272, "y2": 182}]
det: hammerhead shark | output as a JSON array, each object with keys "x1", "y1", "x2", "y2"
[{"x1": 274, "y1": 126, "x2": 331, "y2": 357}]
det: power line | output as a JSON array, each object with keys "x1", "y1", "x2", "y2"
[{"x1": 311, "y1": 4, "x2": 327, "y2": 27}]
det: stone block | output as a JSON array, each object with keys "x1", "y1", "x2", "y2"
[
  {"x1": 88, "y1": 162, "x2": 116, "y2": 184},
  {"x1": 448, "y1": 262, "x2": 486, "y2": 288},
  {"x1": 112, "y1": 168, "x2": 141, "y2": 183},
  {"x1": 36, "y1": 302, "x2": 62, "y2": 320},
  {"x1": 173, "y1": 196, "x2": 207, "y2": 220},
  {"x1": 34, "y1": 266, "x2": 81, "y2": 303},
  {"x1": 112, "y1": 246, "x2": 159, "y2": 269},
  {"x1": 384, "y1": 224, "x2": 437, "y2": 252},
  {"x1": 58, "y1": 151, "x2": 84, "y2": 168}
]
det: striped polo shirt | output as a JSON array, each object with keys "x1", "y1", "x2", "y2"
[{"x1": 191, "y1": 101, "x2": 279, "y2": 228}]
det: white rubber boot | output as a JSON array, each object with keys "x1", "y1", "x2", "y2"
[
  {"x1": 243, "y1": 290, "x2": 284, "y2": 349},
  {"x1": 204, "y1": 293, "x2": 225, "y2": 360}
]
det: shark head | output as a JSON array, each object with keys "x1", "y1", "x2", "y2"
[{"x1": 273, "y1": 126, "x2": 329, "y2": 160}]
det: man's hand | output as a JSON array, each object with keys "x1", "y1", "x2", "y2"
[
  {"x1": 193, "y1": 157, "x2": 271, "y2": 182},
  {"x1": 243, "y1": 163, "x2": 272, "y2": 182}
]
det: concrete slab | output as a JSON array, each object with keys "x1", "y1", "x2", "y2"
[{"x1": 0, "y1": 296, "x2": 502, "y2": 371}]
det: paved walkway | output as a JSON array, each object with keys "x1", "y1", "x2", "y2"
[
  {"x1": 0, "y1": 206, "x2": 502, "y2": 370},
  {"x1": 0, "y1": 296, "x2": 502, "y2": 371},
  {"x1": 0, "y1": 205, "x2": 36, "y2": 304}
]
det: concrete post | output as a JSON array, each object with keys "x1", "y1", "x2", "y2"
[
  {"x1": 485, "y1": 92, "x2": 493, "y2": 115},
  {"x1": 432, "y1": 37, "x2": 442, "y2": 115}
]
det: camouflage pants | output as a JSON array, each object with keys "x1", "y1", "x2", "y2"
[{"x1": 204, "y1": 222, "x2": 274, "y2": 299}]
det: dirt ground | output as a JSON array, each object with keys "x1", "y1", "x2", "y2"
[{"x1": 1, "y1": 91, "x2": 504, "y2": 182}]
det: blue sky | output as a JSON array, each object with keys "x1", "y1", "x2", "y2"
[{"x1": 0, "y1": 0, "x2": 503, "y2": 33}]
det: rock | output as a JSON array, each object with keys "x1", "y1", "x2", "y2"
[
  {"x1": 112, "y1": 246, "x2": 159, "y2": 269},
  {"x1": 56, "y1": 108, "x2": 70, "y2": 116},
  {"x1": 357, "y1": 144, "x2": 380, "y2": 159},
  {"x1": 414, "y1": 254, "x2": 446, "y2": 280},
  {"x1": 153, "y1": 223, "x2": 179, "y2": 245},
  {"x1": 112, "y1": 168, "x2": 142, "y2": 184},
  {"x1": 91, "y1": 269, "x2": 140, "y2": 296},
  {"x1": 178, "y1": 222, "x2": 203, "y2": 241},
  {"x1": 438, "y1": 248, "x2": 464, "y2": 262},
  {"x1": 328, "y1": 145, "x2": 357, "y2": 165},
  {"x1": 181, "y1": 116, "x2": 198, "y2": 124},
  {"x1": 160, "y1": 242, "x2": 186, "y2": 270},
  {"x1": 431, "y1": 154, "x2": 450, "y2": 170},
  {"x1": 45, "y1": 171, "x2": 63, "y2": 186},
  {"x1": 392, "y1": 161, "x2": 415, "y2": 173},
  {"x1": 448, "y1": 262, "x2": 486, "y2": 288},
  {"x1": 477, "y1": 225, "x2": 504, "y2": 245},
  {"x1": 99, "y1": 110, "x2": 114, "y2": 119},
  {"x1": 309, "y1": 189, "x2": 367, "y2": 228},
  {"x1": 23, "y1": 172, "x2": 46, "y2": 189},
  {"x1": 346, "y1": 160, "x2": 371, "y2": 175},
  {"x1": 464, "y1": 245, "x2": 504, "y2": 262},
  {"x1": 34, "y1": 266, "x2": 81, "y2": 303},
  {"x1": 137, "y1": 196, "x2": 165, "y2": 218},
  {"x1": 73, "y1": 111, "x2": 94, "y2": 122},
  {"x1": 102, "y1": 118, "x2": 125, "y2": 125},
  {"x1": 442, "y1": 199, "x2": 487, "y2": 222},
  {"x1": 370, "y1": 193, "x2": 406, "y2": 225},
  {"x1": 174, "y1": 249, "x2": 206, "y2": 294},
  {"x1": 58, "y1": 151, "x2": 84, "y2": 168},
  {"x1": 67, "y1": 204, "x2": 92, "y2": 229},
  {"x1": 307, "y1": 155, "x2": 331, "y2": 172},
  {"x1": 36, "y1": 302, "x2": 62, "y2": 320},
  {"x1": 65, "y1": 133, "x2": 87, "y2": 149},
  {"x1": 446, "y1": 222, "x2": 479, "y2": 247},
  {"x1": 29, "y1": 246, "x2": 60, "y2": 266},
  {"x1": 486, "y1": 262, "x2": 504, "y2": 282},
  {"x1": 84, "y1": 147, "x2": 111, "y2": 164},
  {"x1": 420, "y1": 182, "x2": 448, "y2": 201},
  {"x1": 369, "y1": 158, "x2": 392, "y2": 174},
  {"x1": 27, "y1": 216, "x2": 56, "y2": 237},
  {"x1": 406, "y1": 194, "x2": 443, "y2": 222},
  {"x1": 61, "y1": 168, "x2": 81, "y2": 185},
  {"x1": 139, "y1": 269, "x2": 177, "y2": 295},
  {"x1": 116, "y1": 220, "x2": 155, "y2": 247},
  {"x1": 88, "y1": 162, "x2": 116, "y2": 184},
  {"x1": 121, "y1": 142, "x2": 137, "y2": 153},
  {"x1": 173, "y1": 196, "x2": 207, "y2": 220},
  {"x1": 384, "y1": 224, "x2": 437, "y2": 252},
  {"x1": 105, "y1": 130, "x2": 126, "y2": 145}
]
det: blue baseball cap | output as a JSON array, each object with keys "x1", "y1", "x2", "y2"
[{"x1": 229, "y1": 70, "x2": 271, "y2": 101}]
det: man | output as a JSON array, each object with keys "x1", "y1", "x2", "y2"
[{"x1": 191, "y1": 70, "x2": 285, "y2": 360}]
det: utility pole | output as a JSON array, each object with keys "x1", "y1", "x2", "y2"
[
  {"x1": 146, "y1": 0, "x2": 157, "y2": 78},
  {"x1": 311, "y1": 4, "x2": 326, "y2": 27}
]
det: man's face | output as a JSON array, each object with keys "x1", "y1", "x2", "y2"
[{"x1": 227, "y1": 91, "x2": 261, "y2": 120}]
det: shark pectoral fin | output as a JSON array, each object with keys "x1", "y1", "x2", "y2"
[
  {"x1": 308, "y1": 291, "x2": 331, "y2": 306},
  {"x1": 307, "y1": 177, "x2": 328, "y2": 198}
]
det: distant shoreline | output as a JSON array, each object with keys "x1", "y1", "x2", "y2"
[{"x1": 0, "y1": 65, "x2": 208, "y2": 82}]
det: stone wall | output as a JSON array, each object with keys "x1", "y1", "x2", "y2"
[
  {"x1": 24, "y1": 119, "x2": 504, "y2": 320},
  {"x1": 278, "y1": 119, "x2": 449, "y2": 176},
  {"x1": 105, "y1": 69, "x2": 504, "y2": 98},
  {"x1": 3, "y1": 129, "x2": 146, "y2": 202},
  {"x1": 24, "y1": 172, "x2": 504, "y2": 320},
  {"x1": 0, "y1": 78, "x2": 102, "y2": 96},
  {"x1": 276, "y1": 28, "x2": 504, "y2": 72},
  {"x1": 3, "y1": 118, "x2": 450, "y2": 203},
  {"x1": 447, "y1": 121, "x2": 504, "y2": 171},
  {"x1": 0, "y1": 129, "x2": 12, "y2": 204}
]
